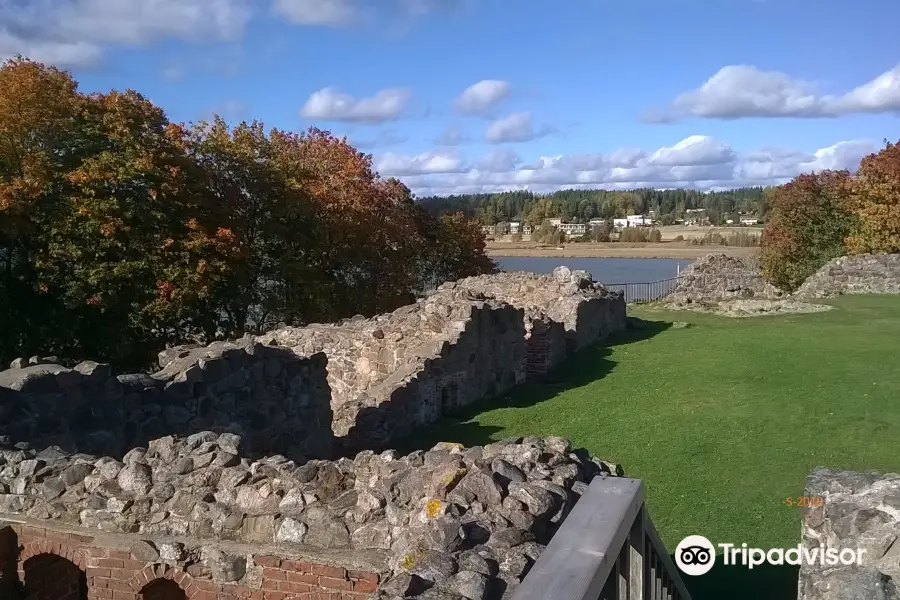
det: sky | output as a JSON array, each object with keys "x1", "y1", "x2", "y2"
[{"x1": 1, "y1": 0, "x2": 898, "y2": 197}]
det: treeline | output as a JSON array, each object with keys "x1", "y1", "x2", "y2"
[
  {"x1": 0, "y1": 58, "x2": 494, "y2": 370},
  {"x1": 421, "y1": 187, "x2": 769, "y2": 226},
  {"x1": 761, "y1": 140, "x2": 900, "y2": 291}
]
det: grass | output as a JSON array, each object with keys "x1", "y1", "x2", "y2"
[{"x1": 398, "y1": 295, "x2": 900, "y2": 599}]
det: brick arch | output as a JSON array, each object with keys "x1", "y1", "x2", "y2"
[
  {"x1": 18, "y1": 542, "x2": 88, "y2": 600},
  {"x1": 127, "y1": 564, "x2": 193, "y2": 596}
]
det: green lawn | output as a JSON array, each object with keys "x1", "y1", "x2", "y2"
[{"x1": 400, "y1": 295, "x2": 900, "y2": 598}]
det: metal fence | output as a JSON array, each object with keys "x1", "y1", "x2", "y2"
[
  {"x1": 511, "y1": 477, "x2": 692, "y2": 600},
  {"x1": 606, "y1": 277, "x2": 683, "y2": 304}
]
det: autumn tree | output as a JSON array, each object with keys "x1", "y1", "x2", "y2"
[
  {"x1": 845, "y1": 140, "x2": 900, "y2": 254},
  {"x1": 760, "y1": 170, "x2": 855, "y2": 291}
]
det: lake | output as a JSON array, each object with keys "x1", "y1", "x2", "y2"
[{"x1": 495, "y1": 257, "x2": 693, "y2": 284}]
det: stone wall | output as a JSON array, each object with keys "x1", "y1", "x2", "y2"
[
  {"x1": 799, "y1": 467, "x2": 900, "y2": 600},
  {"x1": 0, "y1": 432, "x2": 621, "y2": 600},
  {"x1": 258, "y1": 288, "x2": 529, "y2": 453},
  {"x1": 447, "y1": 267, "x2": 626, "y2": 377},
  {"x1": 663, "y1": 254, "x2": 785, "y2": 306},
  {"x1": 795, "y1": 254, "x2": 900, "y2": 299},
  {"x1": 0, "y1": 340, "x2": 333, "y2": 461}
]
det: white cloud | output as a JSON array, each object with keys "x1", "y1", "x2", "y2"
[
  {"x1": 272, "y1": 0, "x2": 463, "y2": 27},
  {"x1": 0, "y1": 0, "x2": 251, "y2": 67},
  {"x1": 375, "y1": 150, "x2": 466, "y2": 176},
  {"x1": 379, "y1": 135, "x2": 878, "y2": 197},
  {"x1": 273, "y1": 0, "x2": 356, "y2": 26},
  {"x1": 656, "y1": 64, "x2": 900, "y2": 120},
  {"x1": 474, "y1": 149, "x2": 520, "y2": 172},
  {"x1": 485, "y1": 112, "x2": 550, "y2": 144},
  {"x1": 454, "y1": 80, "x2": 511, "y2": 114},
  {"x1": 300, "y1": 87, "x2": 411, "y2": 123}
]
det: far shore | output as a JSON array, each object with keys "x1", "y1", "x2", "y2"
[{"x1": 486, "y1": 242, "x2": 758, "y2": 260}]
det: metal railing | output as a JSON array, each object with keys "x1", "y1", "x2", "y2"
[
  {"x1": 512, "y1": 477, "x2": 692, "y2": 600},
  {"x1": 606, "y1": 277, "x2": 683, "y2": 304}
]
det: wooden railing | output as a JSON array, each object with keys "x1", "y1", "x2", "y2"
[
  {"x1": 511, "y1": 477, "x2": 692, "y2": 600},
  {"x1": 606, "y1": 277, "x2": 683, "y2": 304}
]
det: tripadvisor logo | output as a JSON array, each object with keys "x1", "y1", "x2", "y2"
[{"x1": 674, "y1": 535, "x2": 866, "y2": 576}]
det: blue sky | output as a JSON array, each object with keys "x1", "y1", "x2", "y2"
[{"x1": 2, "y1": 0, "x2": 898, "y2": 196}]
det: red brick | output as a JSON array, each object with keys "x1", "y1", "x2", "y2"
[
  {"x1": 249, "y1": 592, "x2": 265, "y2": 600},
  {"x1": 311, "y1": 564, "x2": 346, "y2": 579},
  {"x1": 288, "y1": 572, "x2": 318, "y2": 585},
  {"x1": 353, "y1": 579, "x2": 378, "y2": 594},
  {"x1": 254, "y1": 555, "x2": 282, "y2": 567},
  {"x1": 262, "y1": 579, "x2": 280, "y2": 591},
  {"x1": 318, "y1": 577, "x2": 353, "y2": 591},
  {"x1": 108, "y1": 550, "x2": 131, "y2": 560},
  {"x1": 88, "y1": 567, "x2": 112, "y2": 579},
  {"x1": 194, "y1": 592, "x2": 217, "y2": 600},
  {"x1": 263, "y1": 567, "x2": 289, "y2": 581},
  {"x1": 69, "y1": 532, "x2": 95, "y2": 543},
  {"x1": 111, "y1": 591, "x2": 135, "y2": 600},
  {"x1": 121, "y1": 559, "x2": 146, "y2": 570},
  {"x1": 264, "y1": 593, "x2": 287, "y2": 600},
  {"x1": 98, "y1": 558, "x2": 124, "y2": 569}
]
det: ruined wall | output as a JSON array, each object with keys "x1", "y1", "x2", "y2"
[
  {"x1": 663, "y1": 254, "x2": 785, "y2": 306},
  {"x1": 0, "y1": 340, "x2": 333, "y2": 461},
  {"x1": 0, "y1": 432, "x2": 620, "y2": 600},
  {"x1": 259, "y1": 288, "x2": 528, "y2": 452},
  {"x1": 795, "y1": 253, "x2": 900, "y2": 299},
  {"x1": 441, "y1": 267, "x2": 627, "y2": 377},
  {"x1": 799, "y1": 467, "x2": 900, "y2": 600}
]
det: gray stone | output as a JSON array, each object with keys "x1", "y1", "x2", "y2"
[
  {"x1": 130, "y1": 540, "x2": 160, "y2": 562},
  {"x1": 508, "y1": 482, "x2": 556, "y2": 518},
  {"x1": 459, "y1": 470, "x2": 503, "y2": 506},
  {"x1": 275, "y1": 518, "x2": 308, "y2": 544},
  {"x1": 117, "y1": 463, "x2": 152, "y2": 495},
  {"x1": 444, "y1": 570, "x2": 489, "y2": 600}
]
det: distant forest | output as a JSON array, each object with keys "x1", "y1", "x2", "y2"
[{"x1": 419, "y1": 187, "x2": 771, "y2": 226}]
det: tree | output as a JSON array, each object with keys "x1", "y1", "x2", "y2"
[
  {"x1": 760, "y1": 171, "x2": 855, "y2": 291},
  {"x1": 845, "y1": 140, "x2": 900, "y2": 254}
]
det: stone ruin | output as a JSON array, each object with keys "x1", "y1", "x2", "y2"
[
  {"x1": 253, "y1": 267, "x2": 623, "y2": 453},
  {"x1": 0, "y1": 268, "x2": 625, "y2": 459},
  {"x1": 795, "y1": 253, "x2": 900, "y2": 299},
  {"x1": 0, "y1": 431, "x2": 622, "y2": 600},
  {"x1": 446, "y1": 267, "x2": 626, "y2": 378},
  {"x1": 799, "y1": 467, "x2": 900, "y2": 600},
  {"x1": 663, "y1": 252, "x2": 900, "y2": 316},
  {"x1": 664, "y1": 254, "x2": 785, "y2": 307},
  {"x1": 0, "y1": 341, "x2": 333, "y2": 460}
]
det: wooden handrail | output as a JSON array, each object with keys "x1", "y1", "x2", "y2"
[{"x1": 512, "y1": 476, "x2": 693, "y2": 600}]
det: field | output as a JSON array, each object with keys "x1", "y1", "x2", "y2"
[
  {"x1": 400, "y1": 295, "x2": 900, "y2": 599},
  {"x1": 485, "y1": 241, "x2": 756, "y2": 259}
]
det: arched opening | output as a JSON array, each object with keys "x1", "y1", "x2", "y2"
[
  {"x1": 139, "y1": 579, "x2": 187, "y2": 600},
  {"x1": 22, "y1": 553, "x2": 87, "y2": 600}
]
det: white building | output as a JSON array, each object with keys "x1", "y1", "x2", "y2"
[
  {"x1": 509, "y1": 221, "x2": 522, "y2": 234},
  {"x1": 613, "y1": 218, "x2": 628, "y2": 229},
  {"x1": 559, "y1": 222, "x2": 587, "y2": 236},
  {"x1": 480, "y1": 225, "x2": 494, "y2": 234},
  {"x1": 740, "y1": 216, "x2": 760, "y2": 225},
  {"x1": 548, "y1": 218, "x2": 563, "y2": 227},
  {"x1": 626, "y1": 214, "x2": 652, "y2": 227}
]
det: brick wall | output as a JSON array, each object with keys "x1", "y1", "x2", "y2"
[{"x1": 3, "y1": 522, "x2": 380, "y2": 600}]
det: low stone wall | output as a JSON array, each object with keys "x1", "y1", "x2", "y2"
[
  {"x1": 0, "y1": 340, "x2": 333, "y2": 460},
  {"x1": 663, "y1": 254, "x2": 785, "y2": 306},
  {"x1": 259, "y1": 287, "x2": 529, "y2": 453},
  {"x1": 0, "y1": 432, "x2": 621, "y2": 599},
  {"x1": 440, "y1": 267, "x2": 626, "y2": 377},
  {"x1": 795, "y1": 254, "x2": 900, "y2": 299},
  {"x1": 799, "y1": 467, "x2": 900, "y2": 600}
]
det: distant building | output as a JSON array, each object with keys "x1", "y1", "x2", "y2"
[
  {"x1": 548, "y1": 218, "x2": 563, "y2": 227},
  {"x1": 522, "y1": 224, "x2": 533, "y2": 235},
  {"x1": 494, "y1": 221, "x2": 511, "y2": 235},
  {"x1": 509, "y1": 221, "x2": 522, "y2": 234},
  {"x1": 613, "y1": 218, "x2": 629, "y2": 229},
  {"x1": 740, "y1": 216, "x2": 760, "y2": 225},
  {"x1": 684, "y1": 208, "x2": 708, "y2": 226},
  {"x1": 480, "y1": 225, "x2": 494, "y2": 235},
  {"x1": 626, "y1": 214, "x2": 652, "y2": 227},
  {"x1": 589, "y1": 218, "x2": 606, "y2": 226},
  {"x1": 559, "y1": 222, "x2": 587, "y2": 236}
]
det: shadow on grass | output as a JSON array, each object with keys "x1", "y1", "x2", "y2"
[
  {"x1": 395, "y1": 319, "x2": 673, "y2": 454},
  {"x1": 680, "y1": 558, "x2": 799, "y2": 600}
]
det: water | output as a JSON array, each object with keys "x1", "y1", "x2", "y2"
[{"x1": 495, "y1": 257, "x2": 693, "y2": 284}]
